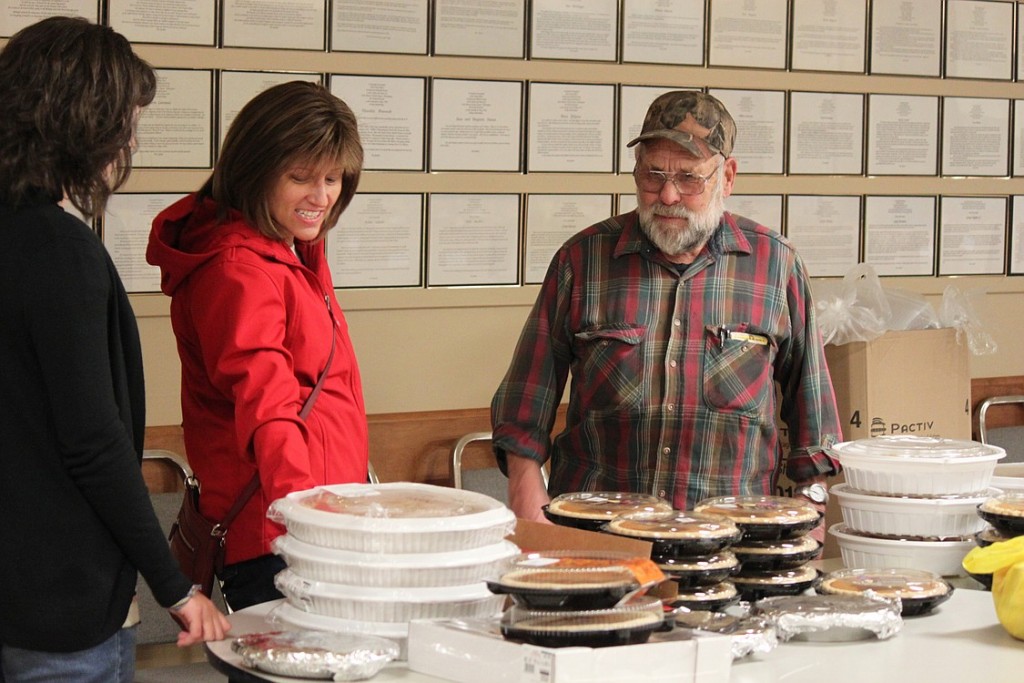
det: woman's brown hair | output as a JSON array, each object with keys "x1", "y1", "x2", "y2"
[
  {"x1": 202, "y1": 81, "x2": 363, "y2": 241},
  {"x1": 0, "y1": 17, "x2": 156, "y2": 218}
]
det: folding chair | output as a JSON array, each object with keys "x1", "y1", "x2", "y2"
[
  {"x1": 977, "y1": 395, "x2": 1024, "y2": 464},
  {"x1": 451, "y1": 432, "x2": 548, "y2": 504}
]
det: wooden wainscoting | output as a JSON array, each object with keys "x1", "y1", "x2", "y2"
[{"x1": 143, "y1": 407, "x2": 566, "y2": 487}]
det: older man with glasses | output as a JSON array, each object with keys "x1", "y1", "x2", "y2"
[{"x1": 491, "y1": 91, "x2": 841, "y2": 542}]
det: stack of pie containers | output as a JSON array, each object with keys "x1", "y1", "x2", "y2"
[
  {"x1": 600, "y1": 509, "x2": 744, "y2": 612},
  {"x1": 968, "y1": 490, "x2": 1024, "y2": 588},
  {"x1": 485, "y1": 549, "x2": 667, "y2": 648},
  {"x1": 266, "y1": 482, "x2": 518, "y2": 657},
  {"x1": 694, "y1": 496, "x2": 824, "y2": 602},
  {"x1": 827, "y1": 435, "x2": 1005, "y2": 577}
]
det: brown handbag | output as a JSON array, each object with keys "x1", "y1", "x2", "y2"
[{"x1": 167, "y1": 309, "x2": 337, "y2": 597}]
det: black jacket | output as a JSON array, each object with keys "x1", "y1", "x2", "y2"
[{"x1": 0, "y1": 196, "x2": 191, "y2": 652}]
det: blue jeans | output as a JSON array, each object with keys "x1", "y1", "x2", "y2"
[{"x1": 0, "y1": 626, "x2": 136, "y2": 683}]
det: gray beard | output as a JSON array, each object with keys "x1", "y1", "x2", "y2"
[{"x1": 637, "y1": 181, "x2": 725, "y2": 258}]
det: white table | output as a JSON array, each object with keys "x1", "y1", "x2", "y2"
[{"x1": 207, "y1": 589, "x2": 1023, "y2": 683}]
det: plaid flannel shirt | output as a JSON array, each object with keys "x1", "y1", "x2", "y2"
[{"x1": 491, "y1": 210, "x2": 842, "y2": 510}]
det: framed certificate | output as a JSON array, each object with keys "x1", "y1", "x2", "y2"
[
  {"x1": 529, "y1": 0, "x2": 617, "y2": 61},
  {"x1": 708, "y1": 0, "x2": 788, "y2": 69},
  {"x1": 621, "y1": 0, "x2": 705, "y2": 66},
  {"x1": 941, "y1": 97, "x2": 1010, "y2": 178},
  {"x1": 524, "y1": 194, "x2": 613, "y2": 283},
  {"x1": 866, "y1": 94, "x2": 939, "y2": 176},
  {"x1": 222, "y1": 0, "x2": 326, "y2": 50},
  {"x1": 1, "y1": 0, "x2": 98, "y2": 37},
  {"x1": 938, "y1": 196, "x2": 1007, "y2": 276},
  {"x1": 133, "y1": 69, "x2": 214, "y2": 169},
  {"x1": 330, "y1": 74, "x2": 426, "y2": 171},
  {"x1": 433, "y1": 0, "x2": 525, "y2": 58},
  {"x1": 219, "y1": 71, "x2": 322, "y2": 149},
  {"x1": 863, "y1": 195, "x2": 937, "y2": 276},
  {"x1": 709, "y1": 88, "x2": 786, "y2": 175},
  {"x1": 726, "y1": 194, "x2": 784, "y2": 234},
  {"x1": 788, "y1": 91, "x2": 864, "y2": 175},
  {"x1": 109, "y1": 0, "x2": 215, "y2": 45},
  {"x1": 329, "y1": 193, "x2": 424, "y2": 288},
  {"x1": 429, "y1": 79, "x2": 523, "y2": 172},
  {"x1": 102, "y1": 193, "x2": 188, "y2": 293},
  {"x1": 944, "y1": 0, "x2": 1013, "y2": 81},
  {"x1": 527, "y1": 82, "x2": 616, "y2": 173},
  {"x1": 868, "y1": 0, "x2": 941, "y2": 77},
  {"x1": 790, "y1": 0, "x2": 867, "y2": 73},
  {"x1": 330, "y1": 0, "x2": 427, "y2": 54},
  {"x1": 785, "y1": 195, "x2": 861, "y2": 277},
  {"x1": 426, "y1": 194, "x2": 521, "y2": 287}
]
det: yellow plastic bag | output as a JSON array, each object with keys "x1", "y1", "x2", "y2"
[{"x1": 962, "y1": 535, "x2": 1024, "y2": 640}]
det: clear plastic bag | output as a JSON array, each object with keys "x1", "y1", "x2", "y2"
[
  {"x1": 939, "y1": 285, "x2": 998, "y2": 356},
  {"x1": 814, "y1": 264, "x2": 891, "y2": 345},
  {"x1": 815, "y1": 264, "x2": 993, "y2": 355}
]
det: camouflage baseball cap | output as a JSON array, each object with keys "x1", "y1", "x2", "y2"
[{"x1": 626, "y1": 91, "x2": 736, "y2": 158}]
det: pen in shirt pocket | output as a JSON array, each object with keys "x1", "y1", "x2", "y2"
[{"x1": 719, "y1": 326, "x2": 769, "y2": 348}]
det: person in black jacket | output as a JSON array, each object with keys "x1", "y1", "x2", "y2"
[{"x1": 0, "y1": 17, "x2": 228, "y2": 682}]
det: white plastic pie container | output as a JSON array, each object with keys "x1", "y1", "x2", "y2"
[
  {"x1": 828, "y1": 436, "x2": 1004, "y2": 497},
  {"x1": 272, "y1": 535, "x2": 520, "y2": 587},
  {"x1": 267, "y1": 482, "x2": 516, "y2": 553},
  {"x1": 828, "y1": 523, "x2": 976, "y2": 577},
  {"x1": 275, "y1": 569, "x2": 505, "y2": 623},
  {"x1": 830, "y1": 483, "x2": 995, "y2": 539},
  {"x1": 268, "y1": 601, "x2": 410, "y2": 660},
  {"x1": 991, "y1": 463, "x2": 1024, "y2": 494}
]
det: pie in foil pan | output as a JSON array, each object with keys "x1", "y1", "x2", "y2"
[{"x1": 231, "y1": 630, "x2": 399, "y2": 680}]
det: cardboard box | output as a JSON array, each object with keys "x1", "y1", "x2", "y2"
[
  {"x1": 407, "y1": 619, "x2": 733, "y2": 683},
  {"x1": 778, "y1": 327, "x2": 972, "y2": 557},
  {"x1": 824, "y1": 328, "x2": 971, "y2": 441},
  {"x1": 509, "y1": 519, "x2": 652, "y2": 556}
]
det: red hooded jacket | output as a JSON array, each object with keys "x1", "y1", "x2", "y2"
[{"x1": 147, "y1": 193, "x2": 368, "y2": 565}]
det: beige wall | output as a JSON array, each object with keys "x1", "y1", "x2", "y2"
[
  {"x1": 136, "y1": 273, "x2": 1024, "y2": 425},
  {"x1": 25, "y1": 15, "x2": 1023, "y2": 425}
]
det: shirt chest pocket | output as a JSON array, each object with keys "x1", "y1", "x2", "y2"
[
  {"x1": 573, "y1": 324, "x2": 646, "y2": 413},
  {"x1": 702, "y1": 324, "x2": 775, "y2": 416}
]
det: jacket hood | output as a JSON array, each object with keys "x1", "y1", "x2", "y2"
[{"x1": 147, "y1": 193, "x2": 294, "y2": 296}]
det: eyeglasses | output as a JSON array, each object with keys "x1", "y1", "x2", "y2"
[{"x1": 632, "y1": 160, "x2": 722, "y2": 196}]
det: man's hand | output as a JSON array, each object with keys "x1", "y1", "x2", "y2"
[
  {"x1": 507, "y1": 454, "x2": 552, "y2": 523},
  {"x1": 792, "y1": 478, "x2": 829, "y2": 545}
]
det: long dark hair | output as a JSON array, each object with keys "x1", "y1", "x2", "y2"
[
  {"x1": 0, "y1": 17, "x2": 156, "y2": 218},
  {"x1": 202, "y1": 80, "x2": 363, "y2": 242}
]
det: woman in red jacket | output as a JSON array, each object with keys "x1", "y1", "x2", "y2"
[{"x1": 147, "y1": 81, "x2": 369, "y2": 611}]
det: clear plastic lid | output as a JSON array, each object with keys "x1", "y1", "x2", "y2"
[
  {"x1": 603, "y1": 509, "x2": 741, "y2": 540},
  {"x1": 504, "y1": 595, "x2": 664, "y2": 631},
  {"x1": 657, "y1": 551, "x2": 739, "y2": 571},
  {"x1": 731, "y1": 535, "x2": 820, "y2": 555},
  {"x1": 817, "y1": 567, "x2": 951, "y2": 599},
  {"x1": 693, "y1": 495, "x2": 820, "y2": 523},
  {"x1": 830, "y1": 436, "x2": 1005, "y2": 462},
  {"x1": 979, "y1": 491, "x2": 1024, "y2": 516},
  {"x1": 268, "y1": 482, "x2": 516, "y2": 533},
  {"x1": 546, "y1": 491, "x2": 673, "y2": 520},
  {"x1": 673, "y1": 581, "x2": 739, "y2": 601},
  {"x1": 492, "y1": 550, "x2": 665, "y2": 590},
  {"x1": 732, "y1": 566, "x2": 819, "y2": 585}
]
